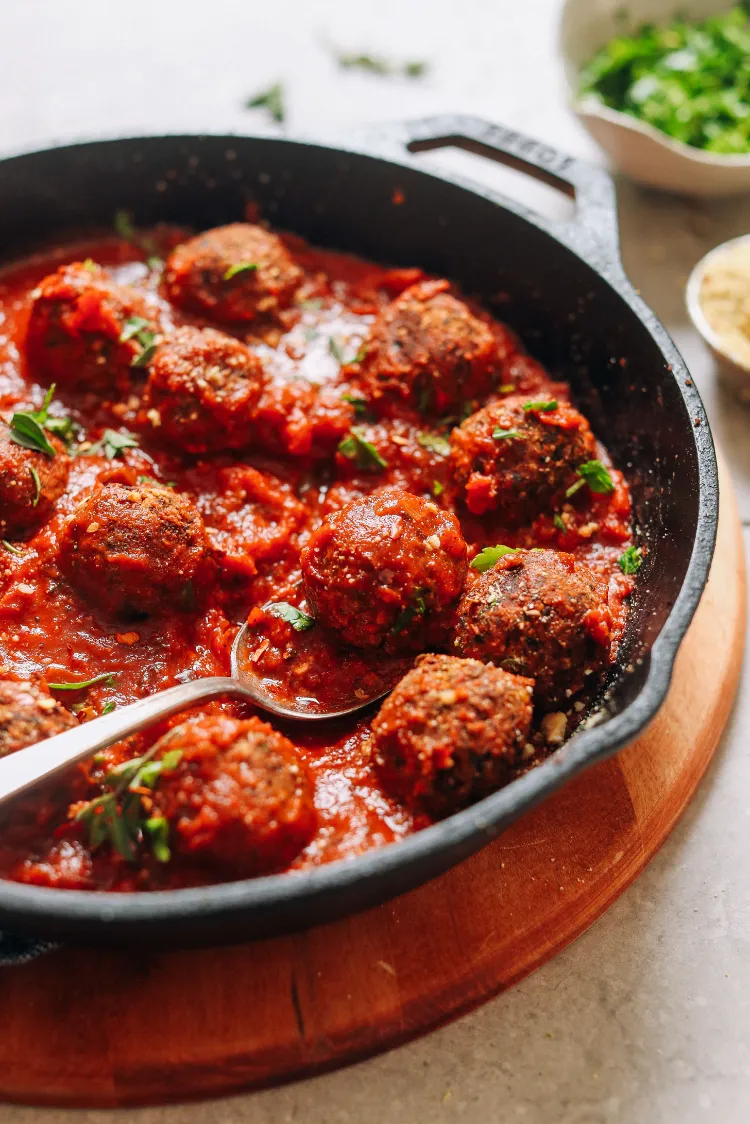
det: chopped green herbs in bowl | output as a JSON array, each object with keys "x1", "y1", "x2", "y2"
[
  {"x1": 579, "y1": 5, "x2": 750, "y2": 154},
  {"x1": 560, "y1": 0, "x2": 750, "y2": 196}
]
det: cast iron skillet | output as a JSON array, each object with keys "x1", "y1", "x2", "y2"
[{"x1": 0, "y1": 116, "x2": 717, "y2": 947}]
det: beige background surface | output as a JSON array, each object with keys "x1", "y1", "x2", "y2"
[{"x1": 1, "y1": 1, "x2": 749, "y2": 1120}]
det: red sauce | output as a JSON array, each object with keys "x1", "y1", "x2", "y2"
[{"x1": 0, "y1": 229, "x2": 634, "y2": 891}]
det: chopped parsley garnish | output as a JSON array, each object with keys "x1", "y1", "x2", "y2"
[
  {"x1": 119, "y1": 316, "x2": 151, "y2": 343},
  {"x1": 101, "y1": 700, "x2": 117, "y2": 715},
  {"x1": 266, "y1": 602, "x2": 315, "y2": 631},
  {"x1": 338, "y1": 426, "x2": 388, "y2": 471},
  {"x1": 566, "y1": 460, "x2": 615, "y2": 498},
  {"x1": 470, "y1": 544, "x2": 519, "y2": 572},
  {"x1": 245, "y1": 81, "x2": 285, "y2": 123},
  {"x1": 29, "y1": 466, "x2": 41, "y2": 506},
  {"x1": 523, "y1": 399, "x2": 558, "y2": 413},
  {"x1": 618, "y1": 545, "x2": 643, "y2": 574},
  {"x1": 335, "y1": 52, "x2": 429, "y2": 79},
  {"x1": 113, "y1": 211, "x2": 161, "y2": 264},
  {"x1": 329, "y1": 337, "x2": 365, "y2": 366},
  {"x1": 121, "y1": 318, "x2": 157, "y2": 367},
  {"x1": 553, "y1": 513, "x2": 566, "y2": 532},
  {"x1": 416, "y1": 431, "x2": 451, "y2": 457},
  {"x1": 75, "y1": 746, "x2": 182, "y2": 862},
  {"x1": 392, "y1": 593, "x2": 428, "y2": 634},
  {"x1": 2, "y1": 540, "x2": 23, "y2": 556},
  {"x1": 92, "y1": 429, "x2": 140, "y2": 460},
  {"x1": 342, "y1": 394, "x2": 369, "y2": 417},
  {"x1": 49, "y1": 672, "x2": 117, "y2": 691},
  {"x1": 9, "y1": 385, "x2": 71, "y2": 457},
  {"x1": 223, "y1": 261, "x2": 258, "y2": 281},
  {"x1": 492, "y1": 428, "x2": 523, "y2": 440},
  {"x1": 432, "y1": 479, "x2": 444, "y2": 497}
]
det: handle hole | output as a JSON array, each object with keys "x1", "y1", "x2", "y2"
[{"x1": 407, "y1": 135, "x2": 576, "y2": 223}]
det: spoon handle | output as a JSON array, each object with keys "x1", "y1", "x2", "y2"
[{"x1": 0, "y1": 677, "x2": 244, "y2": 806}]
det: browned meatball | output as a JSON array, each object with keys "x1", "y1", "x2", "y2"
[
  {"x1": 25, "y1": 261, "x2": 159, "y2": 391},
  {"x1": 372, "y1": 654, "x2": 534, "y2": 816},
  {"x1": 0, "y1": 426, "x2": 69, "y2": 538},
  {"x1": 450, "y1": 395, "x2": 598, "y2": 524},
  {"x1": 148, "y1": 714, "x2": 316, "y2": 876},
  {"x1": 453, "y1": 549, "x2": 612, "y2": 705},
  {"x1": 164, "y1": 223, "x2": 302, "y2": 323},
  {"x1": 142, "y1": 326, "x2": 266, "y2": 453},
  {"x1": 358, "y1": 279, "x2": 506, "y2": 416},
  {"x1": 301, "y1": 488, "x2": 468, "y2": 652},
  {"x1": 0, "y1": 680, "x2": 76, "y2": 757},
  {"x1": 59, "y1": 482, "x2": 213, "y2": 618}
]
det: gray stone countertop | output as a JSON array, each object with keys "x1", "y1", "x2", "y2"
[{"x1": 1, "y1": 1, "x2": 749, "y2": 1120}]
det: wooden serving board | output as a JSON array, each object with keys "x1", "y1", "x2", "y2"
[{"x1": 0, "y1": 459, "x2": 743, "y2": 1108}]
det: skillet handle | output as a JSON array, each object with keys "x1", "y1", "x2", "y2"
[{"x1": 347, "y1": 114, "x2": 622, "y2": 275}]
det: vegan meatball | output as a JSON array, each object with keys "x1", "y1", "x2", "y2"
[
  {"x1": 450, "y1": 395, "x2": 598, "y2": 523},
  {"x1": 164, "y1": 223, "x2": 302, "y2": 323},
  {"x1": 148, "y1": 714, "x2": 316, "y2": 876},
  {"x1": 142, "y1": 325, "x2": 265, "y2": 453},
  {"x1": 454, "y1": 548, "x2": 612, "y2": 705},
  {"x1": 25, "y1": 261, "x2": 158, "y2": 391},
  {"x1": 0, "y1": 680, "x2": 76, "y2": 757},
  {"x1": 358, "y1": 279, "x2": 505, "y2": 416},
  {"x1": 0, "y1": 425, "x2": 69, "y2": 538},
  {"x1": 301, "y1": 487, "x2": 468, "y2": 652},
  {"x1": 59, "y1": 482, "x2": 213, "y2": 618},
  {"x1": 372, "y1": 653, "x2": 534, "y2": 816}
]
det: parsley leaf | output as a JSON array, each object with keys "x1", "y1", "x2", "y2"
[
  {"x1": 29, "y1": 466, "x2": 41, "y2": 506},
  {"x1": 75, "y1": 745, "x2": 182, "y2": 863},
  {"x1": 566, "y1": 460, "x2": 615, "y2": 498},
  {"x1": 119, "y1": 316, "x2": 151, "y2": 343},
  {"x1": 470, "y1": 544, "x2": 519, "y2": 572},
  {"x1": 266, "y1": 602, "x2": 315, "y2": 631},
  {"x1": 49, "y1": 672, "x2": 117, "y2": 691},
  {"x1": 342, "y1": 394, "x2": 369, "y2": 417},
  {"x1": 493, "y1": 428, "x2": 523, "y2": 440},
  {"x1": 432, "y1": 479, "x2": 444, "y2": 497},
  {"x1": 245, "y1": 81, "x2": 285, "y2": 123},
  {"x1": 416, "y1": 431, "x2": 451, "y2": 456},
  {"x1": 523, "y1": 399, "x2": 558, "y2": 413},
  {"x1": 101, "y1": 429, "x2": 139, "y2": 460},
  {"x1": 224, "y1": 261, "x2": 259, "y2": 281},
  {"x1": 9, "y1": 385, "x2": 70, "y2": 457},
  {"x1": 338, "y1": 427, "x2": 388, "y2": 471},
  {"x1": 553, "y1": 514, "x2": 566, "y2": 532},
  {"x1": 618, "y1": 544, "x2": 643, "y2": 574}
]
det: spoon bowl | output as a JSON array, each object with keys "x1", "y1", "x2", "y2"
[{"x1": 0, "y1": 622, "x2": 399, "y2": 808}]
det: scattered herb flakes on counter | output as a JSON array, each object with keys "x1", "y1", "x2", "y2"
[{"x1": 244, "y1": 82, "x2": 285, "y2": 123}]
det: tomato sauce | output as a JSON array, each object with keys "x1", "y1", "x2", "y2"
[{"x1": 0, "y1": 229, "x2": 634, "y2": 891}]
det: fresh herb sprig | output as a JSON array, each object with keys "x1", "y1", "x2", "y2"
[
  {"x1": 9, "y1": 385, "x2": 72, "y2": 457},
  {"x1": 470, "y1": 545, "x2": 519, "y2": 572},
  {"x1": 338, "y1": 427, "x2": 388, "y2": 471},
  {"x1": 83, "y1": 428, "x2": 140, "y2": 461},
  {"x1": 618, "y1": 544, "x2": 643, "y2": 574},
  {"x1": 120, "y1": 317, "x2": 156, "y2": 368},
  {"x1": 266, "y1": 602, "x2": 315, "y2": 631},
  {"x1": 75, "y1": 745, "x2": 182, "y2": 863},
  {"x1": 566, "y1": 460, "x2": 615, "y2": 499}
]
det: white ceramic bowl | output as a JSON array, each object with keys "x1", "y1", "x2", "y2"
[
  {"x1": 560, "y1": 0, "x2": 750, "y2": 197},
  {"x1": 687, "y1": 235, "x2": 750, "y2": 401}
]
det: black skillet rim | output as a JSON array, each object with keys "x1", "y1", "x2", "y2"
[{"x1": 0, "y1": 119, "x2": 719, "y2": 935}]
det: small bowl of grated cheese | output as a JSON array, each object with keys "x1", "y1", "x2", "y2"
[{"x1": 687, "y1": 235, "x2": 750, "y2": 403}]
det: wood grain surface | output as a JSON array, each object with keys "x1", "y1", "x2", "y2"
[{"x1": 0, "y1": 461, "x2": 743, "y2": 1109}]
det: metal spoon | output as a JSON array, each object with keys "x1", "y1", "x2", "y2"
[{"x1": 0, "y1": 623, "x2": 395, "y2": 807}]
